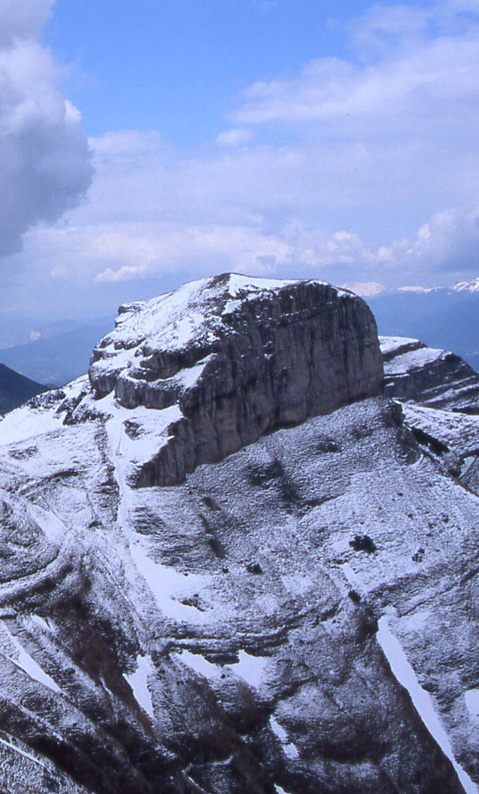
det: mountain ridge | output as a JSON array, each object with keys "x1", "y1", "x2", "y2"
[{"x1": 0, "y1": 360, "x2": 47, "y2": 414}]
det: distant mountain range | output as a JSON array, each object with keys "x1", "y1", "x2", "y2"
[
  {"x1": 366, "y1": 276, "x2": 479, "y2": 372},
  {"x1": 0, "y1": 362, "x2": 47, "y2": 414},
  {"x1": 0, "y1": 316, "x2": 114, "y2": 386}
]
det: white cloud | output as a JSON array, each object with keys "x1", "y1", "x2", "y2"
[
  {"x1": 3, "y1": 0, "x2": 479, "y2": 313},
  {"x1": 0, "y1": 0, "x2": 92, "y2": 256},
  {"x1": 233, "y1": 18, "x2": 479, "y2": 133},
  {"x1": 395, "y1": 208, "x2": 479, "y2": 272},
  {"x1": 0, "y1": 0, "x2": 54, "y2": 46},
  {"x1": 216, "y1": 128, "x2": 255, "y2": 147}
]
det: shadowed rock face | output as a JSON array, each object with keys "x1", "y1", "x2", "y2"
[{"x1": 89, "y1": 274, "x2": 383, "y2": 486}]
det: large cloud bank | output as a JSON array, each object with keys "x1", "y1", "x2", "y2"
[
  {"x1": 4, "y1": 0, "x2": 479, "y2": 316},
  {"x1": 0, "y1": 0, "x2": 92, "y2": 256}
]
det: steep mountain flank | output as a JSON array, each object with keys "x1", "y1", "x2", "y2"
[
  {"x1": 0, "y1": 275, "x2": 478, "y2": 793},
  {"x1": 89, "y1": 273, "x2": 383, "y2": 486}
]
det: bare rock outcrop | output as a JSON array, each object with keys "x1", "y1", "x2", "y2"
[
  {"x1": 381, "y1": 335, "x2": 479, "y2": 413},
  {"x1": 89, "y1": 273, "x2": 383, "y2": 486}
]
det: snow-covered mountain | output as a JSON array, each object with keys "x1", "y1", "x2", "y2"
[{"x1": 1, "y1": 274, "x2": 479, "y2": 793}]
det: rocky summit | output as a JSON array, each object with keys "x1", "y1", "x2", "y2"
[
  {"x1": 0, "y1": 275, "x2": 478, "y2": 793},
  {"x1": 89, "y1": 274, "x2": 383, "y2": 486}
]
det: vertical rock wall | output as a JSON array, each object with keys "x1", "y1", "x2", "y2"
[{"x1": 89, "y1": 275, "x2": 383, "y2": 485}]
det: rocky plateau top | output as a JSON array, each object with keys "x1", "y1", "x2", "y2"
[{"x1": 89, "y1": 273, "x2": 383, "y2": 486}]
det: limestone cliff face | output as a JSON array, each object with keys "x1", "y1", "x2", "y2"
[{"x1": 89, "y1": 274, "x2": 383, "y2": 486}]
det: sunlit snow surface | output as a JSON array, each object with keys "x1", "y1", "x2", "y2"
[
  {"x1": 175, "y1": 649, "x2": 221, "y2": 679},
  {"x1": 125, "y1": 654, "x2": 155, "y2": 718},
  {"x1": 466, "y1": 690, "x2": 479, "y2": 721},
  {"x1": 130, "y1": 540, "x2": 212, "y2": 623},
  {"x1": 270, "y1": 717, "x2": 300, "y2": 760},
  {"x1": 227, "y1": 649, "x2": 268, "y2": 688},
  {"x1": 379, "y1": 335, "x2": 447, "y2": 374},
  {"x1": 176, "y1": 648, "x2": 269, "y2": 689}
]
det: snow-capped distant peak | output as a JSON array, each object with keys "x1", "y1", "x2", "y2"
[
  {"x1": 339, "y1": 281, "x2": 388, "y2": 297},
  {"x1": 397, "y1": 285, "x2": 436, "y2": 293},
  {"x1": 453, "y1": 277, "x2": 479, "y2": 293}
]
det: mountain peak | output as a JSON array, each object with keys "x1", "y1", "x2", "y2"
[{"x1": 89, "y1": 273, "x2": 382, "y2": 486}]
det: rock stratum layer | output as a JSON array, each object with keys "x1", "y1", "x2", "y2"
[{"x1": 89, "y1": 274, "x2": 383, "y2": 485}]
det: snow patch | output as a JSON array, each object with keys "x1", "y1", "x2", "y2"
[
  {"x1": 340, "y1": 562, "x2": 362, "y2": 588},
  {"x1": 177, "y1": 648, "x2": 269, "y2": 689},
  {"x1": 27, "y1": 503, "x2": 66, "y2": 544},
  {"x1": 270, "y1": 716, "x2": 289, "y2": 742},
  {"x1": 379, "y1": 336, "x2": 419, "y2": 356},
  {"x1": 226, "y1": 274, "x2": 298, "y2": 297},
  {"x1": 384, "y1": 346, "x2": 446, "y2": 376},
  {"x1": 226, "y1": 650, "x2": 268, "y2": 689},
  {"x1": 125, "y1": 654, "x2": 155, "y2": 719},
  {"x1": 130, "y1": 539, "x2": 211, "y2": 623},
  {"x1": 465, "y1": 689, "x2": 479, "y2": 721},
  {"x1": 0, "y1": 404, "x2": 61, "y2": 446},
  {"x1": 175, "y1": 649, "x2": 221, "y2": 679}
]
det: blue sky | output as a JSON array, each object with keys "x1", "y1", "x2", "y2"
[
  {"x1": 0, "y1": 0, "x2": 479, "y2": 319},
  {"x1": 43, "y1": 0, "x2": 381, "y2": 142}
]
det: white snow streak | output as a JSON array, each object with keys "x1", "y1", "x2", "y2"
[
  {"x1": 270, "y1": 716, "x2": 300, "y2": 760},
  {"x1": 465, "y1": 690, "x2": 479, "y2": 721},
  {"x1": 378, "y1": 617, "x2": 478, "y2": 794},
  {"x1": 0, "y1": 735, "x2": 47, "y2": 769},
  {"x1": 125, "y1": 654, "x2": 155, "y2": 719},
  {"x1": 1, "y1": 625, "x2": 61, "y2": 694}
]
